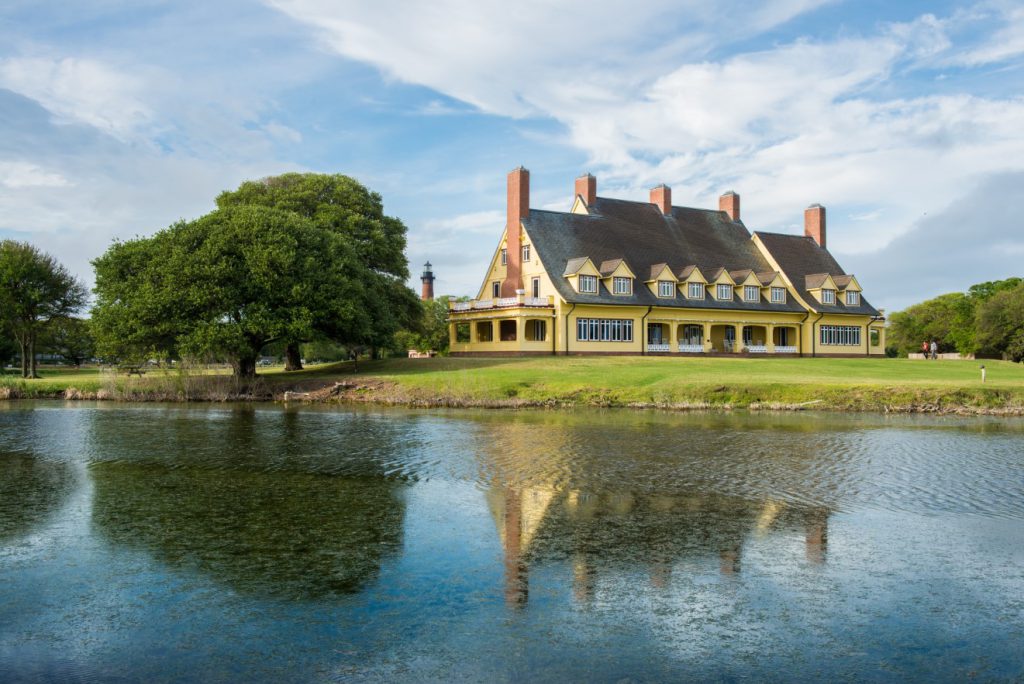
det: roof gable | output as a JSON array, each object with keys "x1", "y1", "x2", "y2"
[
  {"x1": 563, "y1": 256, "x2": 600, "y2": 277},
  {"x1": 647, "y1": 263, "x2": 676, "y2": 282},
  {"x1": 804, "y1": 273, "x2": 837, "y2": 291}
]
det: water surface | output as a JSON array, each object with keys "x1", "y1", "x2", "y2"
[{"x1": 1, "y1": 403, "x2": 1023, "y2": 681}]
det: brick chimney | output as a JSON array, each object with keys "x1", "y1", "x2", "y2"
[
  {"x1": 650, "y1": 184, "x2": 671, "y2": 215},
  {"x1": 575, "y1": 173, "x2": 596, "y2": 206},
  {"x1": 805, "y1": 204, "x2": 826, "y2": 248},
  {"x1": 501, "y1": 167, "x2": 529, "y2": 297},
  {"x1": 420, "y1": 261, "x2": 435, "y2": 301},
  {"x1": 719, "y1": 191, "x2": 740, "y2": 221}
]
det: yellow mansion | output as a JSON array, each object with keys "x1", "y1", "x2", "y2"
[{"x1": 448, "y1": 168, "x2": 885, "y2": 357}]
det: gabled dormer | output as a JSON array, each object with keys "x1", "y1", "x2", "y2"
[
  {"x1": 599, "y1": 258, "x2": 636, "y2": 296},
  {"x1": 757, "y1": 271, "x2": 789, "y2": 304},
  {"x1": 833, "y1": 274, "x2": 863, "y2": 306},
  {"x1": 563, "y1": 257, "x2": 601, "y2": 294},
  {"x1": 708, "y1": 268, "x2": 737, "y2": 301},
  {"x1": 677, "y1": 265, "x2": 708, "y2": 300},
  {"x1": 805, "y1": 273, "x2": 839, "y2": 305},
  {"x1": 646, "y1": 263, "x2": 678, "y2": 298},
  {"x1": 730, "y1": 269, "x2": 762, "y2": 303}
]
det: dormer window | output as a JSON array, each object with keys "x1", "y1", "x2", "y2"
[
  {"x1": 743, "y1": 285, "x2": 759, "y2": 302},
  {"x1": 612, "y1": 276, "x2": 632, "y2": 295},
  {"x1": 579, "y1": 274, "x2": 598, "y2": 293},
  {"x1": 771, "y1": 287, "x2": 786, "y2": 303},
  {"x1": 521, "y1": 244, "x2": 531, "y2": 262},
  {"x1": 687, "y1": 282, "x2": 705, "y2": 299},
  {"x1": 500, "y1": 248, "x2": 507, "y2": 266},
  {"x1": 658, "y1": 280, "x2": 675, "y2": 297},
  {"x1": 716, "y1": 284, "x2": 733, "y2": 301},
  {"x1": 822, "y1": 288, "x2": 835, "y2": 304},
  {"x1": 846, "y1": 291, "x2": 860, "y2": 306}
]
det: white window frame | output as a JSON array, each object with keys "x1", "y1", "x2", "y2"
[
  {"x1": 819, "y1": 325, "x2": 861, "y2": 346},
  {"x1": 743, "y1": 285, "x2": 759, "y2": 302},
  {"x1": 770, "y1": 287, "x2": 786, "y2": 303},
  {"x1": 578, "y1": 274, "x2": 598, "y2": 294},
  {"x1": 716, "y1": 284, "x2": 733, "y2": 301},
  {"x1": 845, "y1": 291, "x2": 860, "y2": 306},
  {"x1": 687, "y1": 282, "x2": 705, "y2": 299},
  {"x1": 500, "y1": 248, "x2": 507, "y2": 266},
  {"x1": 612, "y1": 276, "x2": 632, "y2": 295},
  {"x1": 531, "y1": 277, "x2": 540, "y2": 298},
  {"x1": 491, "y1": 281, "x2": 500, "y2": 298},
  {"x1": 822, "y1": 288, "x2": 836, "y2": 304},
  {"x1": 657, "y1": 280, "x2": 675, "y2": 298},
  {"x1": 576, "y1": 318, "x2": 633, "y2": 342},
  {"x1": 521, "y1": 244, "x2": 531, "y2": 262}
]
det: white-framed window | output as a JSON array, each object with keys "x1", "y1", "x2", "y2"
[
  {"x1": 612, "y1": 276, "x2": 632, "y2": 295},
  {"x1": 521, "y1": 244, "x2": 531, "y2": 262},
  {"x1": 531, "y1": 277, "x2": 540, "y2": 298},
  {"x1": 822, "y1": 288, "x2": 836, "y2": 304},
  {"x1": 716, "y1": 284, "x2": 733, "y2": 301},
  {"x1": 771, "y1": 287, "x2": 786, "y2": 303},
  {"x1": 743, "y1": 285, "x2": 759, "y2": 302},
  {"x1": 846, "y1": 291, "x2": 860, "y2": 306},
  {"x1": 578, "y1": 274, "x2": 598, "y2": 293},
  {"x1": 657, "y1": 280, "x2": 675, "y2": 297},
  {"x1": 577, "y1": 318, "x2": 633, "y2": 342},
  {"x1": 820, "y1": 325, "x2": 861, "y2": 346},
  {"x1": 500, "y1": 248, "x2": 507, "y2": 266},
  {"x1": 491, "y1": 281, "x2": 500, "y2": 298},
  {"x1": 688, "y1": 282, "x2": 705, "y2": 299}
]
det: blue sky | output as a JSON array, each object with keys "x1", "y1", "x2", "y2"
[{"x1": 2, "y1": 0, "x2": 1023, "y2": 312}]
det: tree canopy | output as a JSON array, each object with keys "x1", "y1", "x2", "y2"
[
  {"x1": 92, "y1": 175, "x2": 419, "y2": 379},
  {"x1": 0, "y1": 240, "x2": 88, "y2": 378},
  {"x1": 887, "y1": 277, "x2": 1024, "y2": 359}
]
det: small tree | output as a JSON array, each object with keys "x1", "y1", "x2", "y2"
[
  {"x1": 0, "y1": 241, "x2": 88, "y2": 378},
  {"x1": 43, "y1": 317, "x2": 95, "y2": 366}
]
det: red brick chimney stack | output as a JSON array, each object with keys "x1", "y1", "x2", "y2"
[
  {"x1": 650, "y1": 184, "x2": 671, "y2": 215},
  {"x1": 501, "y1": 167, "x2": 529, "y2": 297},
  {"x1": 719, "y1": 191, "x2": 740, "y2": 221},
  {"x1": 575, "y1": 173, "x2": 596, "y2": 206},
  {"x1": 805, "y1": 204, "x2": 826, "y2": 248}
]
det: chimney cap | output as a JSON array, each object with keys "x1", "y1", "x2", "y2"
[
  {"x1": 807, "y1": 203, "x2": 824, "y2": 209},
  {"x1": 722, "y1": 190, "x2": 738, "y2": 196}
]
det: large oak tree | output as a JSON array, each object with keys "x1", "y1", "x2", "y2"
[{"x1": 0, "y1": 240, "x2": 88, "y2": 378}]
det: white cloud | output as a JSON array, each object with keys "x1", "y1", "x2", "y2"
[
  {"x1": 0, "y1": 161, "x2": 69, "y2": 188},
  {"x1": 0, "y1": 57, "x2": 154, "y2": 139}
]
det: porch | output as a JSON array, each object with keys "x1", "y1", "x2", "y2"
[{"x1": 645, "y1": 322, "x2": 800, "y2": 355}]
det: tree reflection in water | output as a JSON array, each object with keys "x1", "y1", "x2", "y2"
[{"x1": 0, "y1": 452, "x2": 74, "y2": 543}]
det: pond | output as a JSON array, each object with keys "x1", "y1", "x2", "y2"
[{"x1": 1, "y1": 403, "x2": 1023, "y2": 681}]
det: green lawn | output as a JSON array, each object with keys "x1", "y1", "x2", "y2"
[{"x1": 5, "y1": 357, "x2": 1023, "y2": 411}]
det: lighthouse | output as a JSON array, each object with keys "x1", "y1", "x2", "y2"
[{"x1": 420, "y1": 261, "x2": 435, "y2": 301}]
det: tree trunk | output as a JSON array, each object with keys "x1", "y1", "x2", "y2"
[
  {"x1": 29, "y1": 334, "x2": 38, "y2": 379},
  {"x1": 233, "y1": 355, "x2": 257, "y2": 381},
  {"x1": 284, "y1": 343, "x2": 303, "y2": 371},
  {"x1": 18, "y1": 337, "x2": 28, "y2": 379}
]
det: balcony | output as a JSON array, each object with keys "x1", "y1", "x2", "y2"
[
  {"x1": 677, "y1": 343, "x2": 704, "y2": 353},
  {"x1": 450, "y1": 294, "x2": 554, "y2": 312}
]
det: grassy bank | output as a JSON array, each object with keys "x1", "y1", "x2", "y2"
[{"x1": 5, "y1": 357, "x2": 1023, "y2": 414}]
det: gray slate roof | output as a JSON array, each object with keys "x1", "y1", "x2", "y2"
[
  {"x1": 754, "y1": 231, "x2": 880, "y2": 316},
  {"x1": 523, "y1": 197, "x2": 806, "y2": 313}
]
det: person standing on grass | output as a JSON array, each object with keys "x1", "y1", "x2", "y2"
[
  {"x1": 922, "y1": 340, "x2": 929, "y2": 359},
  {"x1": 930, "y1": 340, "x2": 938, "y2": 360}
]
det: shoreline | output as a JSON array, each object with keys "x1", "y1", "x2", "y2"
[{"x1": 3, "y1": 379, "x2": 1023, "y2": 416}]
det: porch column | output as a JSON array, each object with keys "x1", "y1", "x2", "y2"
[
  {"x1": 449, "y1": 322, "x2": 458, "y2": 348},
  {"x1": 470, "y1": 320, "x2": 479, "y2": 344},
  {"x1": 703, "y1": 325, "x2": 713, "y2": 353},
  {"x1": 766, "y1": 324, "x2": 775, "y2": 353},
  {"x1": 668, "y1": 321, "x2": 678, "y2": 351}
]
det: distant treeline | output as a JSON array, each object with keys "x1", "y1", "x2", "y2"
[{"x1": 887, "y1": 277, "x2": 1024, "y2": 360}]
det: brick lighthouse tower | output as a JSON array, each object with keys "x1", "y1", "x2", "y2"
[{"x1": 420, "y1": 261, "x2": 435, "y2": 301}]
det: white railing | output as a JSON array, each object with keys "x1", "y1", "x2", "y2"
[
  {"x1": 524, "y1": 297, "x2": 549, "y2": 306},
  {"x1": 450, "y1": 301, "x2": 471, "y2": 311},
  {"x1": 677, "y1": 344, "x2": 704, "y2": 353},
  {"x1": 775, "y1": 345, "x2": 798, "y2": 353},
  {"x1": 495, "y1": 297, "x2": 519, "y2": 307},
  {"x1": 472, "y1": 299, "x2": 493, "y2": 309},
  {"x1": 647, "y1": 343, "x2": 671, "y2": 352},
  {"x1": 451, "y1": 296, "x2": 554, "y2": 312},
  {"x1": 746, "y1": 345, "x2": 768, "y2": 353}
]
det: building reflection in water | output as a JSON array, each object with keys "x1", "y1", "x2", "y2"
[{"x1": 488, "y1": 486, "x2": 831, "y2": 608}]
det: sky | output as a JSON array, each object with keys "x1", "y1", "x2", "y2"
[{"x1": 1, "y1": 0, "x2": 1023, "y2": 313}]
